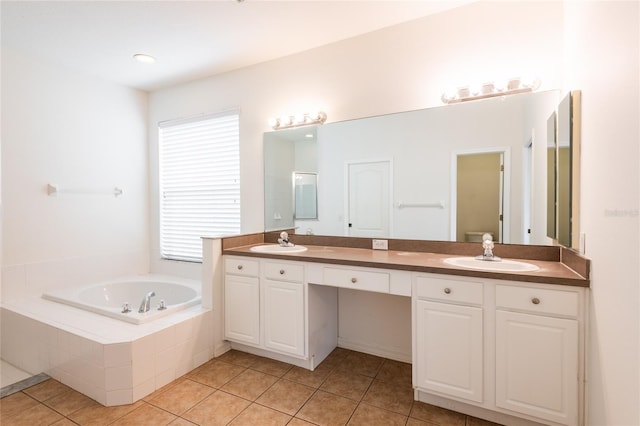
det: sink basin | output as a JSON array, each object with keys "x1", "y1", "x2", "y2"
[
  {"x1": 443, "y1": 257, "x2": 540, "y2": 272},
  {"x1": 250, "y1": 244, "x2": 308, "y2": 254}
]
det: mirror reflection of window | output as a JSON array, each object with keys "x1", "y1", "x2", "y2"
[{"x1": 294, "y1": 172, "x2": 318, "y2": 220}]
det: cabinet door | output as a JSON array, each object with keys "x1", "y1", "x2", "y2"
[
  {"x1": 263, "y1": 279, "x2": 305, "y2": 357},
  {"x1": 415, "y1": 300, "x2": 483, "y2": 402},
  {"x1": 496, "y1": 310, "x2": 578, "y2": 425},
  {"x1": 224, "y1": 275, "x2": 260, "y2": 345}
]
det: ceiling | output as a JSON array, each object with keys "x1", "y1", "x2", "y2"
[{"x1": 1, "y1": 1, "x2": 473, "y2": 92}]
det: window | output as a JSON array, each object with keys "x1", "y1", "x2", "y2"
[{"x1": 159, "y1": 111, "x2": 240, "y2": 262}]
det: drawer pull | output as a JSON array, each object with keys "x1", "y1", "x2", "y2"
[
  {"x1": 237, "y1": 265, "x2": 243, "y2": 270},
  {"x1": 351, "y1": 277, "x2": 358, "y2": 283},
  {"x1": 280, "y1": 269, "x2": 285, "y2": 275},
  {"x1": 531, "y1": 297, "x2": 541, "y2": 305},
  {"x1": 444, "y1": 288, "x2": 451, "y2": 294}
]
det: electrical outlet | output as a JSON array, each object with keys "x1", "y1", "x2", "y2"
[{"x1": 372, "y1": 239, "x2": 388, "y2": 250}]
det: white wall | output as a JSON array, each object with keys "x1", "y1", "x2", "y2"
[
  {"x1": 563, "y1": 2, "x2": 640, "y2": 425},
  {"x1": 149, "y1": 0, "x2": 563, "y2": 275},
  {"x1": 1, "y1": 48, "x2": 150, "y2": 301}
]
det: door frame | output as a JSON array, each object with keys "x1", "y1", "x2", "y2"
[
  {"x1": 450, "y1": 147, "x2": 511, "y2": 243},
  {"x1": 343, "y1": 158, "x2": 394, "y2": 237}
]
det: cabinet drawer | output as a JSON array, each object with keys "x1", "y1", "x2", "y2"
[
  {"x1": 496, "y1": 285, "x2": 579, "y2": 317},
  {"x1": 264, "y1": 262, "x2": 304, "y2": 282},
  {"x1": 415, "y1": 276, "x2": 483, "y2": 305},
  {"x1": 225, "y1": 257, "x2": 259, "y2": 277},
  {"x1": 323, "y1": 267, "x2": 389, "y2": 293}
]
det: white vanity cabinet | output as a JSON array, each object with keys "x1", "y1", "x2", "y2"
[
  {"x1": 224, "y1": 257, "x2": 260, "y2": 345},
  {"x1": 412, "y1": 274, "x2": 586, "y2": 426},
  {"x1": 495, "y1": 285, "x2": 579, "y2": 425},
  {"x1": 413, "y1": 275, "x2": 484, "y2": 403},
  {"x1": 262, "y1": 262, "x2": 305, "y2": 357}
]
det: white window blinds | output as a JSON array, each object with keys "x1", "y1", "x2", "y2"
[{"x1": 159, "y1": 112, "x2": 240, "y2": 262}]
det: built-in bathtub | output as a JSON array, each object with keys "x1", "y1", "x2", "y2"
[
  {"x1": 42, "y1": 275, "x2": 201, "y2": 324},
  {"x1": 1, "y1": 274, "x2": 215, "y2": 406}
]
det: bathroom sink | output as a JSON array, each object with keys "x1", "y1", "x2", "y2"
[
  {"x1": 443, "y1": 257, "x2": 540, "y2": 272},
  {"x1": 249, "y1": 244, "x2": 308, "y2": 254}
]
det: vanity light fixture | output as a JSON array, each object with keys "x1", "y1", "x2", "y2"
[
  {"x1": 441, "y1": 76, "x2": 541, "y2": 104},
  {"x1": 269, "y1": 111, "x2": 327, "y2": 130},
  {"x1": 133, "y1": 53, "x2": 156, "y2": 64}
]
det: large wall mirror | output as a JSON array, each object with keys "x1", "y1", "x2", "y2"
[
  {"x1": 264, "y1": 89, "x2": 580, "y2": 247},
  {"x1": 547, "y1": 90, "x2": 581, "y2": 248}
]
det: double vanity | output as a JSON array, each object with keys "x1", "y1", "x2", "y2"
[{"x1": 213, "y1": 232, "x2": 590, "y2": 426}]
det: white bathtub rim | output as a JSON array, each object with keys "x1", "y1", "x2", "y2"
[{"x1": 41, "y1": 274, "x2": 201, "y2": 325}]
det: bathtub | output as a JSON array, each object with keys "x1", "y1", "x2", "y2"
[{"x1": 42, "y1": 275, "x2": 201, "y2": 324}]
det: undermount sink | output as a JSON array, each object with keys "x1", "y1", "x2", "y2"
[
  {"x1": 443, "y1": 257, "x2": 540, "y2": 272},
  {"x1": 250, "y1": 244, "x2": 308, "y2": 254}
]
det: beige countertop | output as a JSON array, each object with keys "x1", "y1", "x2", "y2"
[{"x1": 223, "y1": 244, "x2": 589, "y2": 287}]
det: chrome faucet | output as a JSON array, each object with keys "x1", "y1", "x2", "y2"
[
  {"x1": 277, "y1": 231, "x2": 295, "y2": 247},
  {"x1": 477, "y1": 233, "x2": 501, "y2": 261},
  {"x1": 138, "y1": 291, "x2": 156, "y2": 313}
]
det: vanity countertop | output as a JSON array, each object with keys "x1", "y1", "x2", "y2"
[{"x1": 223, "y1": 244, "x2": 589, "y2": 287}]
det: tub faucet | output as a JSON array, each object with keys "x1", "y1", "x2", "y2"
[{"x1": 138, "y1": 291, "x2": 156, "y2": 313}]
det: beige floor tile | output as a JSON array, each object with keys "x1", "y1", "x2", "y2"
[
  {"x1": 147, "y1": 378, "x2": 214, "y2": 415},
  {"x1": 347, "y1": 403, "x2": 407, "y2": 426},
  {"x1": 167, "y1": 418, "x2": 198, "y2": 425},
  {"x1": 336, "y1": 351, "x2": 384, "y2": 377},
  {"x1": 110, "y1": 402, "x2": 177, "y2": 425},
  {"x1": 287, "y1": 418, "x2": 317, "y2": 426},
  {"x1": 215, "y1": 349, "x2": 260, "y2": 367},
  {"x1": 283, "y1": 363, "x2": 333, "y2": 388},
  {"x1": 297, "y1": 390, "x2": 358, "y2": 426},
  {"x1": 143, "y1": 377, "x2": 187, "y2": 402},
  {"x1": 361, "y1": 379, "x2": 414, "y2": 415},
  {"x1": 0, "y1": 391, "x2": 40, "y2": 421},
  {"x1": 43, "y1": 388, "x2": 96, "y2": 416},
  {"x1": 249, "y1": 356, "x2": 293, "y2": 377},
  {"x1": 406, "y1": 417, "x2": 435, "y2": 426},
  {"x1": 1, "y1": 402, "x2": 64, "y2": 425},
  {"x1": 256, "y1": 378, "x2": 315, "y2": 415},
  {"x1": 67, "y1": 400, "x2": 144, "y2": 426},
  {"x1": 228, "y1": 403, "x2": 292, "y2": 425},
  {"x1": 51, "y1": 418, "x2": 80, "y2": 426},
  {"x1": 22, "y1": 379, "x2": 71, "y2": 402},
  {"x1": 376, "y1": 359, "x2": 412, "y2": 387},
  {"x1": 188, "y1": 360, "x2": 246, "y2": 388},
  {"x1": 319, "y1": 371, "x2": 373, "y2": 401},
  {"x1": 183, "y1": 391, "x2": 250, "y2": 426},
  {"x1": 410, "y1": 401, "x2": 466, "y2": 426},
  {"x1": 221, "y1": 368, "x2": 279, "y2": 401}
]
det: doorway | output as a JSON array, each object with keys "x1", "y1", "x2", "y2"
[
  {"x1": 345, "y1": 160, "x2": 392, "y2": 237},
  {"x1": 451, "y1": 150, "x2": 508, "y2": 243}
]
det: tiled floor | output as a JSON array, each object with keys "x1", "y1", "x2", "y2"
[{"x1": 0, "y1": 348, "x2": 502, "y2": 425}]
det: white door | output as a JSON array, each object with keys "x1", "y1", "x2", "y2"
[
  {"x1": 224, "y1": 275, "x2": 260, "y2": 345},
  {"x1": 263, "y1": 279, "x2": 305, "y2": 356},
  {"x1": 496, "y1": 310, "x2": 578, "y2": 425},
  {"x1": 347, "y1": 160, "x2": 391, "y2": 237},
  {"x1": 415, "y1": 300, "x2": 483, "y2": 402}
]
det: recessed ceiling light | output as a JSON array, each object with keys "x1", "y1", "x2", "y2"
[{"x1": 133, "y1": 53, "x2": 156, "y2": 64}]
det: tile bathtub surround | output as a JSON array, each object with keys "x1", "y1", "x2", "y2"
[{"x1": 0, "y1": 348, "x2": 504, "y2": 426}]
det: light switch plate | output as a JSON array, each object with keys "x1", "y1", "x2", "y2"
[{"x1": 372, "y1": 239, "x2": 388, "y2": 250}]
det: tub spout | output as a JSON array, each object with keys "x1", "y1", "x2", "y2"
[{"x1": 138, "y1": 291, "x2": 156, "y2": 313}]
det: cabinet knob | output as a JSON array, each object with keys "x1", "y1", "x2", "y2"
[
  {"x1": 351, "y1": 277, "x2": 357, "y2": 283},
  {"x1": 237, "y1": 265, "x2": 243, "y2": 270},
  {"x1": 280, "y1": 269, "x2": 285, "y2": 275},
  {"x1": 444, "y1": 288, "x2": 451, "y2": 294},
  {"x1": 531, "y1": 297, "x2": 540, "y2": 305}
]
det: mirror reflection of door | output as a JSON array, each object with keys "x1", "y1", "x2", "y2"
[
  {"x1": 456, "y1": 153, "x2": 504, "y2": 243},
  {"x1": 346, "y1": 160, "x2": 391, "y2": 237}
]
